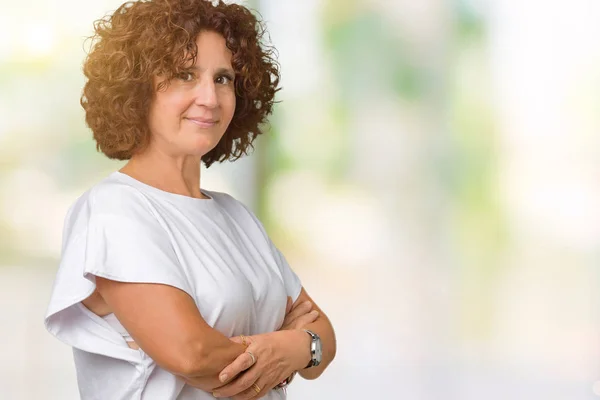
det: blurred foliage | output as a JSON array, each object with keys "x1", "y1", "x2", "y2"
[
  {"x1": 451, "y1": 1, "x2": 506, "y2": 268},
  {"x1": 456, "y1": 0, "x2": 486, "y2": 42},
  {"x1": 323, "y1": 6, "x2": 423, "y2": 102},
  {"x1": 448, "y1": 1, "x2": 507, "y2": 339}
]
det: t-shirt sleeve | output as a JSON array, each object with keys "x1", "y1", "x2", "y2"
[
  {"x1": 271, "y1": 243, "x2": 303, "y2": 302},
  {"x1": 44, "y1": 184, "x2": 192, "y2": 363},
  {"x1": 80, "y1": 183, "x2": 192, "y2": 294},
  {"x1": 83, "y1": 212, "x2": 192, "y2": 296}
]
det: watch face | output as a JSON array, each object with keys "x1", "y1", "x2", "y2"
[
  {"x1": 304, "y1": 330, "x2": 323, "y2": 367},
  {"x1": 315, "y1": 335, "x2": 323, "y2": 362}
]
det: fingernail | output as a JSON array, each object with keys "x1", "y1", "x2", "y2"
[
  {"x1": 212, "y1": 392, "x2": 220, "y2": 398},
  {"x1": 310, "y1": 310, "x2": 319, "y2": 316},
  {"x1": 219, "y1": 374, "x2": 228, "y2": 383},
  {"x1": 304, "y1": 301, "x2": 312, "y2": 307}
]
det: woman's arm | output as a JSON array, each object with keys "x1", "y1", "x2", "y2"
[
  {"x1": 292, "y1": 288, "x2": 336, "y2": 380},
  {"x1": 184, "y1": 296, "x2": 319, "y2": 392},
  {"x1": 213, "y1": 288, "x2": 336, "y2": 398},
  {"x1": 94, "y1": 277, "x2": 247, "y2": 379}
]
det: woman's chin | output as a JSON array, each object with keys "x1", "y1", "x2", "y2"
[{"x1": 184, "y1": 139, "x2": 219, "y2": 157}]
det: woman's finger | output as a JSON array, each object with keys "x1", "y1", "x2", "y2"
[
  {"x1": 217, "y1": 351, "x2": 256, "y2": 385},
  {"x1": 281, "y1": 302, "x2": 311, "y2": 328},
  {"x1": 289, "y1": 309, "x2": 319, "y2": 329},
  {"x1": 283, "y1": 301, "x2": 312, "y2": 324},
  {"x1": 285, "y1": 296, "x2": 292, "y2": 314},
  {"x1": 230, "y1": 375, "x2": 270, "y2": 400},
  {"x1": 230, "y1": 335, "x2": 254, "y2": 347},
  {"x1": 213, "y1": 362, "x2": 261, "y2": 398}
]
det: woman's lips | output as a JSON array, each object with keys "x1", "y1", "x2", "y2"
[{"x1": 185, "y1": 117, "x2": 218, "y2": 128}]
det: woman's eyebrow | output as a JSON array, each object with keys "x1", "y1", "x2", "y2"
[
  {"x1": 216, "y1": 67, "x2": 235, "y2": 76},
  {"x1": 189, "y1": 66, "x2": 235, "y2": 76}
]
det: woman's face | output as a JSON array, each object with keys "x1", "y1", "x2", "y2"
[{"x1": 147, "y1": 30, "x2": 236, "y2": 158}]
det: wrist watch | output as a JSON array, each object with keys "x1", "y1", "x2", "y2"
[{"x1": 302, "y1": 329, "x2": 322, "y2": 368}]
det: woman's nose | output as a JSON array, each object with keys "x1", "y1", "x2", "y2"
[{"x1": 193, "y1": 80, "x2": 218, "y2": 108}]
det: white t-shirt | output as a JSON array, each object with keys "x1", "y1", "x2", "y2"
[{"x1": 45, "y1": 171, "x2": 303, "y2": 400}]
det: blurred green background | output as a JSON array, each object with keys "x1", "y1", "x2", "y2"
[{"x1": 1, "y1": 0, "x2": 600, "y2": 398}]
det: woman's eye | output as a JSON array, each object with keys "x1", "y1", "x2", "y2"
[
  {"x1": 216, "y1": 75, "x2": 233, "y2": 85},
  {"x1": 177, "y1": 72, "x2": 195, "y2": 82}
]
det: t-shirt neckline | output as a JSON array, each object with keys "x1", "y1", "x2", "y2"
[{"x1": 111, "y1": 171, "x2": 215, "y2": 207}]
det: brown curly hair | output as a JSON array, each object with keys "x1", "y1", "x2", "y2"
[{"x1": 81, "y1": 0, "x2": 280, "y2": 167}]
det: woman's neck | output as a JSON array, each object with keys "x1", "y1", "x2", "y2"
[{"x1": 120, "y1": 152, "x2": 207, "y2": 200}]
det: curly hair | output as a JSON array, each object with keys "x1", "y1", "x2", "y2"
[{"x1": 81, "y1": 0, "x2": 280, "y2": 167}]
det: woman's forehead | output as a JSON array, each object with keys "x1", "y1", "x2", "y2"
[{"x1": 183, "y1": 31, "x2": 233, "y2": 68}]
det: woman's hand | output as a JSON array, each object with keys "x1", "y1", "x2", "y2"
[
  {"x1": 212, "y1": 330, "x2": 311, "y2": 399},
  {"x1": 279, "y1": 296, "x2": 319, "y2": 331},
  {"x1": 208, "y1": 296, "x2": 317, "y2": 396}
]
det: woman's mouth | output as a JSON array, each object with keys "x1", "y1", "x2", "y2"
[{"x1": 185, "y1": 117, "x2": 218, "y2": 128}]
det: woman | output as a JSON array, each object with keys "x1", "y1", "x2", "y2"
[{"x1": 44, "y1": 1, "x2": 336, "y2": 399}]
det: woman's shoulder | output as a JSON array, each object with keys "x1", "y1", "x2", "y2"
[
  {"x1": 63, "y1": 173, "x2": 157, "y2": 235},
  {"x1": 81, "y1": 172, "x2": 156, "y2": 212},
  {"x1": 204, "y1": 189, "x2": 256, "y2": 217},
  {"x1": 203, "y1": 188, "x2": 239, "y2": 207},
  {"x1": 204, "y1": 190, "x2": 270, "y2": 237}
]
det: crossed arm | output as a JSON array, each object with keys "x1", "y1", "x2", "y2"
[
  {"x1": 93, "y1": 277, "x2": 336, "y2": 398},
  {"x1": 211, "y1": 288, "x2": 337, "y2": 399}
]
